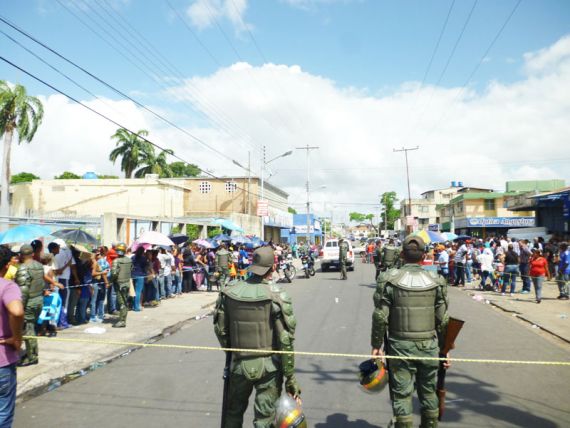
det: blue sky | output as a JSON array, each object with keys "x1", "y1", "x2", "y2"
[
  {"x1": 2, "y1": 0, "x2": 569, "y2": 99},
  {"x1": 1, "y1": 0, "x2": 570, "y2": 212}
]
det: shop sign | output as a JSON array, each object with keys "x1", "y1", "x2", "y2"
[{"x1": 465, "y1": 217, "x2": 535, "y2": 228}]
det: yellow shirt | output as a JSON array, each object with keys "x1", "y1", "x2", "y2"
[{"x1": 3, "y1": 264, "x2": 18, "y2": 281}]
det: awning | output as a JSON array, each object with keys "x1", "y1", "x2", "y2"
[{"x1": 213, "y1": 218, "x2": 244, "y2": 233}]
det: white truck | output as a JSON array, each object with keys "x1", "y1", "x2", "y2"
[{"x1": 320, "y1": 239, "x2": 355, "y2": 272}]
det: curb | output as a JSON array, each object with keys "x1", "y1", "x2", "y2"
[
  {"x1": 464, "y1": 289, "x2": 570, "y2": 346},
  {"x1": 17, "y1": 298, "x2": 218, "y2": 402}
]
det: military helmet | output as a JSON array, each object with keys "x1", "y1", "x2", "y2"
[
  {"x1": 116, "y1": 242, "x2": 127, "y2": 256},
  {"x1": 274, "y1": 394, "x2": 307, "y2": 428},
  {"x1": 358, "y1": 359, "x2": 388, "y2": 393}
]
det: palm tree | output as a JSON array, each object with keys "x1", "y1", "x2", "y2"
[
  {"x1": 134, "y1": 146, "x2": 174, "y2": 178},
  {"x1": 0, "y1": 81, "x2": 44, "y2": 217},
  {"x1": 109, "y1": 128, "x2": 151, "y2": 178}
]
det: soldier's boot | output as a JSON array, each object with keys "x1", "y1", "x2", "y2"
[
  {"x1": 24, "y1": 337, "x2": 39, "y2": 364},
  {"x1": 420, "y1": 410, "x2": 438, "y2": 428},
  {"x1": 113, "y1": 321, "x2": 127, "y2": 328},
  {"x1": 394, "y1": 415, "x2": 414, "y2": 428}
]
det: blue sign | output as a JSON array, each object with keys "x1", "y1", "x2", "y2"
[
  {"x1": 459, "y1": 217, "x2": 536, "y2": 228},
  {"x1": 563, "y1": 194, "x2": 570, "y2": 220}
]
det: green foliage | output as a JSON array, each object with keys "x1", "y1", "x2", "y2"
[
  {"x1": 97, "y1": 174, "x2": 119, "y2": 179},
  {"x1": 288, "y1": 207, "x2": 297, "y2": 214},
  {"x1": 10, "y1": 172, "x2": 39, "y2": 184},
  {"x1": 207, "y1": 227, "x2": 222, "y2": 238},
  {"x1": 109, "y1": 128, "x2": 151, "y2": 178},
  {"x1": 54, "y1": 171, "x2": 81, "y2": 179},
  {"x1": 134, "y1": 146, "x2": 175, "y2": 178},
  {"x1": 0, "y1": 81, "x2": 44, "y2": 143},
  {"x1": 170, "y1": 162, "x2": 201, "y2": 177},
  {"x1": 349, "y1": 212, "x2": 374, "y2": 223},
  {"x1": 186, "y1": 224, "x2": 201, "y2": 240},
  {"x1": 380, "y1": 191, "x2": 401, "y2": 230}
]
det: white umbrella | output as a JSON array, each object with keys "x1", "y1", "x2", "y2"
[{"x1": 137, "y1": 231, "x2": 175, "y2": 247}]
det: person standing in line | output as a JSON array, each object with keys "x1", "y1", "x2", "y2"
[
  {"x1": 182, "y1": 245, "x2": 196, "y2": 293},
  {"x1": 213, "y1": 246, "x2": 301, "y2": 427},
  {"x1": 453, "y1": 240, "x2": 467, "y2": 287},
  {"x1": 158, "y1": 248, "x2": 174, "y2": 299},
  {"x1": 502, "y1": 244, "x2": 519, "y2": 296},
  {"x1": 339, "y1": 238, "x2": 349, "y2": 280},
  {"x1": 371, "y1": 236, "x2": 449, "y2": 428},
  {"x1": 436, "y1": 245, "x2": 449, "y2": 282},
  {"x1": 15, "y1": 244, "x2": 44, "y2": 366},
  {"x1": 48, "y1": 240, "x2": 80, "y2": 328},
  {"x1": 90, "y1": 251, "x2": 108, "y2": 323},
  {"x1": 529, "y1": 248, "x2": 549, "y2": 304},
  {"x1": 0, "y1": 246, "x2": 24, "y2": 427},
  {"x1": 98, "y1": 247, "x2": 116, "y2": 315},
  {"x1": 519, "y1": 240, "x2": 533, "y2": 294},
  {"x1": 556, "y1": 242, "x2": 569, "y2": 300},
  {"x1": 110, "y1": 243, "x2": 132, "y2": 328},
  {"x1": 131, "y1": 247, "x2": 148, "y2": 311},
  {"x1": 477, "y1": 248, "x2": 494, "y2": 290}
]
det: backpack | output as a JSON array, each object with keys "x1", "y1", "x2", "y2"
[{"x1": 382, "y1": 246, "x2": 398, "y2": 267}]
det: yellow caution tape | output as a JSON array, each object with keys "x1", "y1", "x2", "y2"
[{"x1": 24, "y1": 336, "x2": 570, "y2": 366}]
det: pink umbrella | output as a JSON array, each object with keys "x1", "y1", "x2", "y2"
[
  {"x1": 130, "y1": 240, "x2": 153, "y2": 251},
  {"x1": 137, "y1": 231, "x2": 175, "y2": 247}
]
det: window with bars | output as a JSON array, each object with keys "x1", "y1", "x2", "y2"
[
  {"x1": 225, "y1": 181, "x2": 238, "y2": 193},
  {"x1": 199, "y1": 181, "x2": 212, "y2": 194},
  {"x1": 484, "y1": 199, "x2": 496, "y2": 210}
]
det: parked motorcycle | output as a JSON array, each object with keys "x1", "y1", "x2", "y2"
[
  {"x1": 301, "y1": 253, "x2": 316, "y2": 278},
  {"x1": 279, "y1": 257, "x2": 296, "y2": 283}
]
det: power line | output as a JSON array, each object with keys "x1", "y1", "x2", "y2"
[{"x1": 0, "y1": 55, "x2": 290, "y2": 207}]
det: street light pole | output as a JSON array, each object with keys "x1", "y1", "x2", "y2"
[
  {"x1": 296, "y1": 144, "x2": 319, "y2": 245},
  {"x1": 393, "y1": 146, "x2": 419, "y2": 233}
]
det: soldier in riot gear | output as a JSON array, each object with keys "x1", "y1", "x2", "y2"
[
  {"x1": 339, "y1": 238, "x2": 349, "y2": 280},
  {"x1": 371, "y1": 235, "x2": 449, "y2": 428},
  {"x1": 381, "y1": 238, "x2": 400, "y2": 271},
  {"x1": 110, "y1": 243, "x2": 131, "y2": 328},
  {"x1": 214, "y1": 246, "x2": 301, "y2": 427},
  {"x1": 373, "y1": 239, "x2": 383, "y2": 280},
  {"x1": 15, "y1": 244, "x2": 45, "y2": 366}
]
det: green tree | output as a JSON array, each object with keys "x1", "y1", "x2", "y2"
[
  {"x1": 10, "y1": 172, "x2": 39, "y2": 184},
  {"x1": 134, "y1": 146, "x2": 174, "y2": 178},
  {"x1": 186, "y1": 224, "x2": 201, "y2": 240},
  {"x1": 0, "y1": 81, "x2": 44, "y2": 216},
  {"x1": 349, "y1": 212, "x2": 378, "y2": 234},
  {"x1": 109, "y1": 128, "x2": 151, "y2": 178},
  {"x1": 55, "y1": 171, "x2": 81, "y2": 179},
  {"x1": 380, "y1": 191, "x2": 401, "y2": 230},
  {"x1": 207, "y1": 227, "x2": 222, "y2": 238},
  {"x1": 288, "y1": 207, "x2": 298, "y2": 214},
  {"x1": 97, "y1": 174, "x2": 119, "y2": 179},
  {"x1": 170, "y1": 161, "x2": 201, "y2": 177}
]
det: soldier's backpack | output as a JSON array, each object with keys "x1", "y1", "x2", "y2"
[{"x1": 382, "y1": 246, "x2": 398, "y2": 267}]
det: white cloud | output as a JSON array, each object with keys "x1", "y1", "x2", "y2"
[
  {"x1": 8, "y1": 35, "x2": 570, "y2": 221},
  {"x1": 186, "y1": 0, "x2": 250, "y2": 33}
]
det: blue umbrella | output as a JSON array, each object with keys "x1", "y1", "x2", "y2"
[
  {"x1": 0, "y1": 224, "x2": 52, "y2": 245},
  {"x1": 231, "y1": 235, "x2": 252, "y2": 244},
  {"x1": 206, "y1": 238, "x2": 220, "y2": 248}
]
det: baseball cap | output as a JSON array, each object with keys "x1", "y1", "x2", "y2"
[
  {"x1": 20, "y1": 244, "x2": 34, "y2": 256},
  {"x1": 248, "y1": 246, "x2": 275, "y2": 276},
  {"x1": 403, "y1": 235, "x2": 425, "y2": 250}
]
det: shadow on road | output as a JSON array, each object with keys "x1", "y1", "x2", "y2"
[
  {"x1": 296, "y1": 362, "x2": 356, "y2": 384},
  {"x1": 443, "y1": 372, "x2": 560, "y2": 427},
  {"x1": 358, "y1": 283, "x2": 376, "y2": 289},
  {"x1": 314, "y1": 413, "x2": 381, "y2": 427}
]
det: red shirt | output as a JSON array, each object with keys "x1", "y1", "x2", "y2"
[
  {"x1": 529, "y1": 257, "x2": 548, "y2": 277},
  {"x1": 107, "y1": 248, "x2": 118, "y2": 266}
]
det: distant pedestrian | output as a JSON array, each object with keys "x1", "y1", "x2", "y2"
[
  {"x1": 477, "y1": 248, "x2": 494, "y2": 290},
  {"x1": 502, "y1": 244, "x2": 519, "y2": 296},
  {"x1": 529, "y1": 248, "x2": 549, "y2": 304},
  {"x1": 556, "y1": 242, "x2": 569, "y2": 300},
  {"x1": 519, "y1": 240, "x2": 532, "y2": 294},
  {"x1": 0, "y1": 246, "x2": 24, "y2": 427}
]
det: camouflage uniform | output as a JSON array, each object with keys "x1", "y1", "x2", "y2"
[
  {"x1": 216, "y1": 248, "x2": 231, "y2": 289},
  {"x1": 372, "y1": 264, "x2": 449, "y2": 428},
  {"x1": 339, "y1": 240, "x2": 349, "y2": 280},
  {"x1": 16, "y1": 258, "x2": 45, "y2": 364},
  {"x1": 214, "y1": 277, "x2": 299, "y2": 427},
  {"x1": 111, "y1": 255, "x2": 132, "y2": 327}
]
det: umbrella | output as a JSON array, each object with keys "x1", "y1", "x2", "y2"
[
  {"x1": 212, "y1": 233, "x2": 232, "y2": 242},
  {"x1": 193, "y1": 238, "x2": 213, "y2": 249},
  {"x1": 137, "y1": 231, "x2": 175, "y2": 247},
  {"x1": 411, "y1": 230, "x2": 446, "y2": 244},
  {"x1": 441, "y1": 232, "x2": 458, "y2": 241},
  {"x1": 168, "y1": 233, "x2": 189, "y2": 245},
  {"x1": 206, "y1": 238, "x2": 220, "y2": 248},
  {"x1": 130, "y1": 240, "x2": 153, "y2": 252},
  {"x1": 52, "y1": 228, "x2": 98, "y2": 245},
  {"x1": 454, "y1": 235, "x2": 472, "y2": 241},
  {"x1": 231, "y1": 235, "x2": 252, "y2": 244},
  {"x1": 0, "y1": 224, "x2": 52, "y2": 245}
]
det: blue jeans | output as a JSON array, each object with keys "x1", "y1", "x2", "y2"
[
  {"x1": 480, "y1": 270, "x2": 492, "y2": 289},
  {"x1": 0, "y1": 364, "x2": 17, "y2": 427},
  {"x1": 171, "y1": 272, "x2": 180, "y2": 294},
  {"x1": 520, "y1": 262, "x2": 531, "y2": 292},
  {"x1": 158, "y1": 274, "x2": 165, "y2": 299},
  {"x1": 77, "y1": 296, "x2": 89, "y2": 323},
  {"x1": 532, "y1": 276, "x2": 544, "y2": 301},
  {"x1": 133, "y1": 277, "x2": 144, "y2": 311},
  {"x1": 163, "y1": 274, "x2": 172, "y2": 297},
  {"x1": 90, "y1": 282, "x2": 105, "y2": 320},
  {"x1": 465, "y1": 261, "x2": 473, "y2": 282},
  {"x1": 557, "y1": 273, "x2": 569, "y2": 297},
  {"x1": 502, "y1": 265, "x2": 518, "y2": 293}
]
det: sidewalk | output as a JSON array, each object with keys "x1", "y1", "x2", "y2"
[
  {"x1": 16, "y1": 291, "x2": 219, "y2": 399},
  {"x1": 460, "y1": 278, "x2": 570, "y2": 343}
]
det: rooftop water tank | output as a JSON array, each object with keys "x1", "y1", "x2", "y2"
[{"x1": 451, "y1": 181, "x2": 457, "y2": 187}]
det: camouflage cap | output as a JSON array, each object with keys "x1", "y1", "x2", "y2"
[
  {"x1": 248, "y1": 246, "x2": 274, "y2": 276},
  {"x1": 403, "y1": 235, "x2": 425, "y2": 251},
  {"x1": 20, "y1": 244, "x2": 34, "y2": 256}
]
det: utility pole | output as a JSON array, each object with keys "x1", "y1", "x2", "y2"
[
  {"x1": 296, "y1": 144, "x2": 319, "y2": 245},
  {"x1": 393, "y1": 146, "x2": 419, "y2": 234},
  {"x1": 247, "y1": 151, "x2": 251, "y2": 215},
  {"x1": 261, "y1": 146, "x2": 266, "y2": 241}
]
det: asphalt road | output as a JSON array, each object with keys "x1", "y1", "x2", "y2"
[{"x1": 15, "y1": 263, "x2": 570, "y2": 427}]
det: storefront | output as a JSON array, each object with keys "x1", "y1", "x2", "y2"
[
  {"x1": 281, "y1": 214, "x2": 323, "y2": 245},
  {"x1": 454, "y1": 216, "x2": 536, "y2": 238}
]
